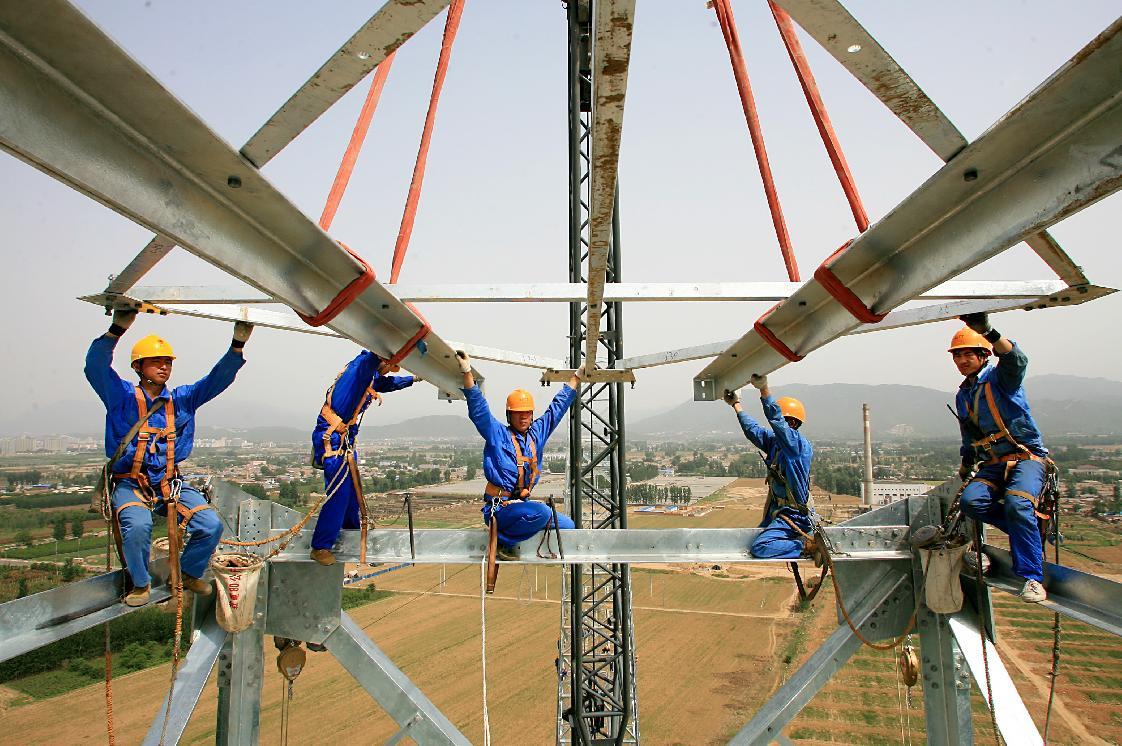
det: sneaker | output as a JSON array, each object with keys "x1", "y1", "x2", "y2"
[
  {"x1": 496, "y1": 544, "x2": 521, "y2": 561},
  {"x1": 1020, "y1": 579, "x2": 1047, "y2": 604},
  {"x1": 306, "y1": 642, "x2": 327, "y2": 653},
  {"x1": 183, "y1": 574, "x2": 213, "y2": 596},
  {"x1": 310, "y1": 548, "x2": 337, "y2": 566},
  {"x1": 124, "y1": 585, "x2": 151, "y2": 607}
]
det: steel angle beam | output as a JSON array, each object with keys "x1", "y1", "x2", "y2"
[
  {"x1": 774, "y1": 0, "x2": 1087, "y2": 284},
  {"x1": 324, "y1": 612, "x2": 470, "y2": 746},
  {"x1": 948, "y1": 613, "x2": 1042, "y2": 744},
  {"x1": 269, "y1": 526, "x2": 911, "y2": 564},
  {"x1": 541, "y1": 367, "x2": 635, "y2": 384},
  {"x1": 105, "y1": 235, "x2": 178, "y2": 296},
  {"x1": 0, "y1": 1, "x2": 468, "y2": 398},
  {"x1": 619, "y1": 340, "x2": 736, "y2": 371},
  {"x1": 728, "y1": 566, "x2": 911, "y2": 744},
  {"x1": 241, "y1": 0, "x2": 451, "y2": 167},
  {"x1": 693, "y1": 21, "x2": 1122, "y2": 399},
  {"x1": 143, "y1": 608, "x2": 229, "y2": 746},
  {"x1": 0, "y1": 560, "x2": 171, "y2": 664},
  {"x1": 984, "y1": 545, "x2": 1122, "y2": 637},
  {"x1": 583, "y1": 0, "x2": 635, "y2": 365}
]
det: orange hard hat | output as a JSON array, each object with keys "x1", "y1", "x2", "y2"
[
  {"x1": 947, "y1": 327, "x2": 993, "y2": 354},
  {"x1": 506, "y1": 389, "x2": 535, "y2": 412},
  {"x1": 131, "y1": 335, "x2": 176, "y2": 364},
  {"x1": 776, "y1": 396, "x2": 806, "y2": 425}
]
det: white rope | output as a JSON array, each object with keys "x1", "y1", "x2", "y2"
[{"x1": 480, "y1": 555, "x2": 492, "y2": 746}]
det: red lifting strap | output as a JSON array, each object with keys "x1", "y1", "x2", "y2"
[
  {"x1": 384, "y1": 302, "x2": 431, "y2": 367},
  {"x1": 813, "y1": 240, "x2": 887, "y2": 324},
  {"x1": 754, "y1": 302, "x2": 804, "y2": 362},
  {"x1": 297, "y1": 241, "x2": 377, "y2": 327}
]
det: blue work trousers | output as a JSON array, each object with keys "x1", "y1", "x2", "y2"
[
  {"x1": 961, "y1": 460, "x2": 1045, "y2": 582},
  {"x1": 312, "y1": 455, "x2": 361, "y2": 550},
  {"x1": 112, "y1": 480, "x2": 222, "y2": 588},
  {"x1": 751, "y1": 508, "x2": 810, "y2": 560},
  {"x1": 487, "y1": 500, "x2": 575, "y2": 547}
]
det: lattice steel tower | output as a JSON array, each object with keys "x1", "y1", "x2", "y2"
[{"x1": 557, "y1": 1, "x2": 640, "y2": 743}]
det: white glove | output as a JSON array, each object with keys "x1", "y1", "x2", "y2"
[
  {"x1": 750, "y1": 374, "x2": 768, "y2": 391},
  {"x1": 455, "y1": 350, "x2": 472, "y2": 373},
  {"x1": 110, "y1": 308, "x2": 137, "y2": 333},
  {"x1": 723, "y1": 389, "x2": 740, "y2": 406},
  {"x1": 232, "y1": 321, "x2": 254, "y2": 344}
]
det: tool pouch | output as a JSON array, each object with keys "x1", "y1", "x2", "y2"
[
  {"x1": 210, "y1": 552, "x2": 266, "y2": 633},
  {"x1": 918, "y1": 544, "x2": 971, "y2": 614}
]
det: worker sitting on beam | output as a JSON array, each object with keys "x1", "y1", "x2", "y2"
[
  {"x1": 85, "y1": 309, "x2": 252, "y2": 607},
  {"x1": 949, "y1": 313, "x2": 1053, "y2": 603},
  {"x1": 310, "y1": 350, "x2": 419, "y2": 566},
  {"x1": 455, "y1": 350, "x2": 580, "y2": 559},
  {"x1": 724, "y1": 375, "x2": 818, "y2": 560}
]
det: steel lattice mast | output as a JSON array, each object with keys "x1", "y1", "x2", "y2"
[{"x1": 558, "y1": 2, "x2": 639, "y2": 743}]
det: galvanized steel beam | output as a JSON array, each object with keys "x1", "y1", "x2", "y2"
[
  {"x1": 583, "y1": 0, "x2": 635, "y2": 366},
  {"x1": 694, "y1": 20, "x2": 1122, "y2": 399},
  {"x1": 323, "y1": 612, "x2": 470, "y2": 746},
  {"x1": 774, "y1": 0, "x2": 1088, "y2": 285},
  {"x1": 268, "y1": 525, "x2": 911, "y2": 564},
  {"x1": 241, "y1": 0, "x2": 451, "y2": 167},
  {"x1": 0, "y1": 0, "x2": 470, "y2": 398}
]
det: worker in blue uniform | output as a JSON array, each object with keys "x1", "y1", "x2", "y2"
[
  {"x1": 724, "y1": 374, "x2": 816, "y2": 560},
  {"x1": 84, "y1": 309, "x2": 252, "y2": 607},
  {"x1": 950, "y1": 313, "x2": 1050, "y2": 603},
  {"x1": 455, "y1": 350, "x2": 581, "y2": 558},
  {"x1": 310, "y1": 350, "x2": 419, "y2": 565}
]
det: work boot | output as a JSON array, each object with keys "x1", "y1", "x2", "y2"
[
  {"x1": 183, "y1": 574, "x2": 213, "y2": 596},
  {"x1": 1019, "y1": 579, "x2": 1047, "y2": 604},
  {"x1": 496, "y1": 544, "x2": 521, "y2": 561},
  {"x1": 124, "y1": 585, "x2": 151, "y2": 607},
  {"x1": 310, "y1": 548, "x2": 336, "y2": 566},
  {"x1": 306, "y1": 642, "x2": 327, "y2": 653},
  {"x1": 962, "y1": 550, "x2": 991, "y2": 576}
]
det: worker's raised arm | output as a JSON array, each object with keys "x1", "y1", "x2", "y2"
[
  {"x1": 725, "y1": 387, "x2": 774, "y2": 452},
  {"x1": 84, "y1": 309, "x2": 137, "y2": 409},
  {"x1": 752, "y1": 375, "x2": 804, "y2": 458},
  {"x1": 960, "y1": 313, "x2": 1021, "y2": 390},
  {"x1": 456, "y1": 351, "x2": 502, "y2": 439},
  {"x1": 532, "y1": 368, "x2": 585, "y2": 444}
]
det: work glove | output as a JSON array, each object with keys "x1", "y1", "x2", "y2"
[
  {"x1": 111, "y1": 308, "x2": 137, "y2": 330},
  {"x1": 575, "y1": 364, "x2": 593, "y2": 382},
  {"x1": 722, "y1": 389, "x2": 740, "y2": 406},
  {"x1": 959, "y1": 312, "x2": 992, "y2": 335},
  {"x1": 750, "y1": 374, "x2": 768, "y2": 391},
  {"x1": 232, "y1": 321, "x2": 254, "y2": 344},
  {"x1": 455, "y1": 350, "x2": 472, "y2": 373},
  {"x1": 958, "y1": 462, "x2": 973, "y2": 482}
]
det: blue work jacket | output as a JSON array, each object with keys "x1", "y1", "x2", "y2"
[
  {"x1": 462, "y1": 383, "x2": 578, "y2": 515},
  {"x1": 736, "y1": 395, "x2": 813, "y2": 519},
  {"x1": 84, "y1": 334, "x2": 245, "y2": 484},
  {"x1": 312, "y1": 351, "x2": 415, "y2": 463},
  {"x1": 956, "y1": 342, "x2": 1047, "y2": 462}
]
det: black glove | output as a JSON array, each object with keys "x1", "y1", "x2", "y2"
[{"x1": 959, "y1": 313, "x2": 992, "y2": 335}]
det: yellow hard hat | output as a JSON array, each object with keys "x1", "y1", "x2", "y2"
[
  {"x1": 131, "y1": 335, "x2": 176, "y2": 364},
  {"x1": 505, "y1": 389, "x2": 535, "y2": 412},
  {"x1": 777, "y1": 396, "x2": 806, "y2": 425},
  {"x1": 947, "y1": 327, "x2": 992, "y2": 354}
]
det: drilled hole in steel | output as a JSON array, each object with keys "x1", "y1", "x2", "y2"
[
  {"x1": 227, "y1": 175, "x2": 242, "y2": 188},
  {"x1": 847, "y1": 44, "x2": 862, "y2": 53}
]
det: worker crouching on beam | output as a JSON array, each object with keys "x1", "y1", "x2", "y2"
[
  {"x1": 309, "y1": 351, "x2": 419, "y2": 566},
  {"x1": 455, "y1": 351, "x2": 581, "y2": 559},
  {"x1": 84, "y1": 309, "x2": 252, "y2": 607},
  {"x1": 949, "y1": 313, "x2": 1053, "y2": 603},
  {"x1": 724, "y1": 375, "x2": 819, "y2": 560}
]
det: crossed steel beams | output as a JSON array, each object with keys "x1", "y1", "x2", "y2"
[
  {"x1": 0, "y1": 0, "x2": 473, "y2": 399},
  {"x1": 694, "y1": 17, "x2": 1122, "y2": 399},
  {"x1": 5, "y1": 482, "x2": 1122, "y2": 744}
]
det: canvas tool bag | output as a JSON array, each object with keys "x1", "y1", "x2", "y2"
[
  {"x1": 210, "y1": 552, "x2": 266, "y2": 633},
  {"x1": 918, "y1": 543, "x2": 972, "y2": 614}
]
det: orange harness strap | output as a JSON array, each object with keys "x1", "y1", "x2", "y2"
[
  {"x1": 511, "y1": 433, "x2": 539, "y2": 499},
  {"x1": 320, "y1": 370, "x2": 382, "y2": 459}
]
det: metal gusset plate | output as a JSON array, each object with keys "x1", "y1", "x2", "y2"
[
  {"x1": 693, "y1": 19, "x2": 1122, "y2": 399},
  {"x1": 0, "y1": 0, "x2": 470, "y2": 398}
]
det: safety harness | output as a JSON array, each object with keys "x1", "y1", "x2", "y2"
[
  {"x1": 314, "y1": 370, "x2": 379, "y2": 564},
  {"x1": 961, "y1": 380, "x2": 1058, "y2": 525},
  {"x1": 483, "y1": 431, "x2": 541, "y2": 594}
]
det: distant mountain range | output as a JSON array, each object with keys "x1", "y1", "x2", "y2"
[{"x1": 8, "y1": 375, "x2": 1121, "y2": 442}]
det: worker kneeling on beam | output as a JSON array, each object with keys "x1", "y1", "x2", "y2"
[
  {"x1": 949, "y1": 313, "x2": 1054, "y2": 604},
  {"x1": 456, "y1": 350, "x2": 580, "y2": 559},
  {"x1": 724, "y1": 375, "x2": 818, "y2": 560},
  {"x1": 85, "y1": 309, "x2": 252, "y2": 607},
  {"x1": 310, "y1": 350, "x2": 419, "y2": 566}
]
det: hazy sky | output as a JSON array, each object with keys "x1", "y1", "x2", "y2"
[{"x1": 1, "y1": 1, "x2": 1119, "y2": 435}]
